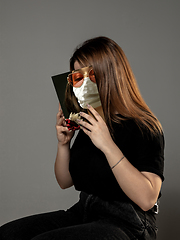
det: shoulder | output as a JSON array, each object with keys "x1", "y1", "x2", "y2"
[
  {"x1": 112, "y1": 117, "x2": 165, "y2": 151},
  {"x1": 111, "y1": 117, "x2": 140, "y2": 139}
]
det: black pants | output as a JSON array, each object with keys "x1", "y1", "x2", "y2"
[{"x1": 0, "y1": 192, "x2": 158, "y2": 240}]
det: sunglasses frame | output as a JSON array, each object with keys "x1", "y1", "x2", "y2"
[{"x1": 67, "y1": 65, "x2": 95, "y2": 88}]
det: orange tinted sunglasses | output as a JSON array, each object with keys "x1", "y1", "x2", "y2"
[{"x1": 67, "y1": 66, "x2": 96, "y2": 88}]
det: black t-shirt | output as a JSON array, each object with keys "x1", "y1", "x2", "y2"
[{"x1": 69, "y1": 119, "x2": 165, "y2": 202}]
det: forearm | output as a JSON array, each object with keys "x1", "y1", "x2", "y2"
[
  {"x1": 103, "y1": 141, "x2": 159, "y2": 211},
  {"x1": 54, "y1": 142, "x2": 73, "y2": 189}
]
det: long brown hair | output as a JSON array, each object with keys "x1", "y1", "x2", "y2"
[{"x1": 65, "y1": 36, "x2": 162, "y2": 135}]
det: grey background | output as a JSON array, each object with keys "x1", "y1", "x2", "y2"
[{"x1": 0, "y1": 1, "x2": 179, "y2": 239}]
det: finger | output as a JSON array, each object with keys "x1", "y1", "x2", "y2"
[
  {"x1": 80, "y1": 125, "x2": 91, "y2": 136},
  {"x1": 56, "y1": 125, "x2": 68, "y2": 133},
  {"x1": 77, "y1": 119, "x2": 93, "y2": 131},
  {"x1": 87, "y1": 105, "x2": 102, "y2": 121},
  {"x1": 56, "y1": 109, "x2": 64, "y2": 122},
  {"x1": 79, "y1": 111, "x2": 97, "y2": 125},
  {"x1": 59, "y1": 118, "x2": 67, "y2": 127},
  {"x1": 56, "y1": 114, "x2": 63, "y2": 125},
  {"x1": 58, "y1": 103, "x2": 62, "y2": 112},
  {"x1": 56, "y1": 115, "x2": 66, "y2": 127},
  {"x1": 57, "y1": 108, "x2": 63, "y2": 117}
]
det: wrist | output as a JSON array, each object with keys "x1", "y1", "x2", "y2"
[
  {"x1": 57, "y1": 141, "x2": 70, "y2": 148},
  {"x1": 103, "y1": 141, "x2": 124, "y2": 163},
  {"x1": 103, "y1": 140, "x2": 119, "y2": 155}
]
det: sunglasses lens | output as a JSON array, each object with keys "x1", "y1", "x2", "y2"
[
  {"x1": 69, "y1": 72, "x2": 84, "y2": 87},
  {"x1": 68, "y1": 67, "x2": 96, "y2": 87},
  {"x1": 89, "y1": 69, "x2": 96, "y2": 83}
]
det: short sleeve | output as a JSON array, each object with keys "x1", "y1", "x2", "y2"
[
  {"x1": 113, "y1": 120, "x2": 165, "y2": 182},
  {"x1": 134, "y1": 132, "x2": 165, "y2": 181}
]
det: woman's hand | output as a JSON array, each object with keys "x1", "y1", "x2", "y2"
[
  {"x1": 56, "y1": 104, "x2": 74, "y2": 145},
  {"x1": 77, "y1": 105, "x2": 114, "y2": 152}
]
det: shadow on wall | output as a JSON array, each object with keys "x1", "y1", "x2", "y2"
[{"x1": 156, "y1": 191, "x2": 180, "y2": 240}]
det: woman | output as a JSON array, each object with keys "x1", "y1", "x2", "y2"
[{"x1": 0, "y1": 36, "x2": 164, "y2": 240}]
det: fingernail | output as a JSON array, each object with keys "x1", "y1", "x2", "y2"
[{"x1": 86, "y1": 103, "x2": 90, "y2": 108}]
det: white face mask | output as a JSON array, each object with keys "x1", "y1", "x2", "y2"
[{"x1": 73, "y1": 77, "x2": 101, "y2": 109}]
